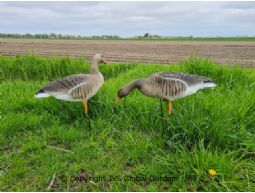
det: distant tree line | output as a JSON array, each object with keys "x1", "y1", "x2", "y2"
[
  {"x1": 0, "y1": 33, "x2": 120, "y2": 39},
  {"x1": 0, "y1": 32, "x2": 164, "y2": 39},
  {"x1": 0, "y1": 32, "x2": 162, "y2": 39},
  {"x1": 0, "y1": 33, "x2": 253, "y2": 40},
  {"x1": 135, "y1": 33, "x2": 162, "y2": 39}
]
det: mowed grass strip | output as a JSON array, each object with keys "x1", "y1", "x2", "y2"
[{"x1": 0, "y1": 55, "x2": 255, "y2": 191}]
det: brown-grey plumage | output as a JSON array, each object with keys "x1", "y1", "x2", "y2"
[
  {"x1": 35, "y1": 54, "x2": 107, "y2": 113},
  {"x1": 156, "y1": 72, "x2": 213, "y2": 86},
  {"x1": 116, "y1": 72, "x2": 216, "y2": 114},
  {"x1": 39, "y1": 74, "x2": 89, "y2": 94}
]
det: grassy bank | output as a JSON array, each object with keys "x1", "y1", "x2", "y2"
[{"x1": 0, "y1": 55, "x2": 255, "y2": 191}]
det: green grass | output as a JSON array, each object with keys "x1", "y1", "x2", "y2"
[{"x1": 0, "y1": 55, "x2": 255, "y2": 191}]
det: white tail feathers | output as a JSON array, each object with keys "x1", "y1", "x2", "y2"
[
  {"x1": 34, "y1": 93, "x2": 50, "y2": 98},
  {"x1": 203, "y1": 82, "x2": 217, "y2": 88},
  {"x1": 185, "y1": 82, "x2": 216, "y2": 97}
]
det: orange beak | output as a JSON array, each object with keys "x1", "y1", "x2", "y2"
[{"x1": 115, "y1": 97, "x2": 121, "y2": 103}]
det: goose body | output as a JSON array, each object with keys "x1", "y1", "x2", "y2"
[
  {"x1": 35, "y1": 54, "x2": 107, "y2": 113},
  {"x1": 116, "y1": 72, "x2": 216, "y2": 114},
  {"x1": 142, "y1": 72, "x2": 216, "y2": 101},
  {"x1": 35, "y1": 73, "x2": 104, "y2": 102}
]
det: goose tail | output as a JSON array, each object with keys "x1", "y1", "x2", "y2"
[
  {"x1": 34, "y1": 89, "x2": 50, "y2": 98},
  {"x1": 203, "y1": 80, "x2": 217, "y2": 88}
]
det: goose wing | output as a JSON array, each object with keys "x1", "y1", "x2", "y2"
[
  {"x1": 39, "y1": 74, "x2": 91, "y2": 94},
  {"x1": 69, "y1": 79, "x2": 94, "y2": 99},
  {"x1": 157, "y1": 72, "x2": 214, "y2": 86},
  {"x1": 151, "y1": 72, "x2": 188, "y2": 98}
]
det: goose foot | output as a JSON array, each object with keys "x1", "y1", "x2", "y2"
[
  {"x1": 82, "y1": 100, "x2": 88, "y2": 113},
  {"x1": 168, "y1": 101, "x2": 172, "y2": 115}
]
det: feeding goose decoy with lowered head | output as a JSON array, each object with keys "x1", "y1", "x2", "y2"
[
  {"x1": 35, "y1": 54, "x2": 107, "y2": 113},
  {"x1": 115, "y1": 72, "x2": 216, "y2": 115}
]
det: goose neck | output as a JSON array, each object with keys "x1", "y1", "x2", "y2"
[
  {"x1": 91, "y1": 60, "x2": 100, "y2": 74},
  {"x1": 126, "y1": 79, "x2": 143, "y2": 92}
]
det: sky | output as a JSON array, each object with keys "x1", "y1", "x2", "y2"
[{"x1": 0, "y1": 1, "x2": 255, "y2": 37}]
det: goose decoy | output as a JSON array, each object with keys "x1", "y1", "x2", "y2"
[
  {"x1": 115, "y1": 72, "x2": 216, "y2": 115},
  {"x1": 35, "y1": 54, "x2": 107, "y2": 113}
]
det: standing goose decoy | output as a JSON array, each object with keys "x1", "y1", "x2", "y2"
[
  {"x1": 115, "y1": 72, "x2": 216, "y2": 115},
  {"x1": 35, "y1": 54, "x2": 107, "y2": 113}
]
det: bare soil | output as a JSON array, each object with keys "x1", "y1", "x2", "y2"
[{"x1": 1, "y1": 39, "x2": 255, "y2": 67}]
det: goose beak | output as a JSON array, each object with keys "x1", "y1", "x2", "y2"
[
  {"x1": 101, "y1": 59, "x2": 108, "y2": 64},
  {"x1": 115, "y1": 97, "x2": 121, "y2": 103}
]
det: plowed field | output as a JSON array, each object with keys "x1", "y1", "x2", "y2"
[{"x1": 1, "y1": 39, "x2": 255, "y2": 67}]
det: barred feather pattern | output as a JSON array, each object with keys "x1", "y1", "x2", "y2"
[
  {"x1": 70, "y1": 82, "x2": 91, "y2": 99},
  {"x1": 157, "y1": 72, "x2": 214, "y2": 86},
  {"x1": 70, "y1": 74, "x2": 104, "y2": 100},
  {"x1": 152, "y1": 75, "x2": 187, "y2": 99},
  {"x1": 148, "y1": 72, "x2": 214, "y2": 100},
  {"x1": 39, "y1": 73, "x2": 103, "y2": 100},
  {"x1": 41, "y1": 74, "x2": 90, "y2": 93}
]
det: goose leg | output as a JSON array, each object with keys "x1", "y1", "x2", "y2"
[
  {"x1": 82, "y1": 100, "x2": 88, "y2": 113},
  {"x1": 168, "y1": 101, "x2": 172, "y2": 115}
]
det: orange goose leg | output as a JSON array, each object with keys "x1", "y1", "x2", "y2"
[
  {"x1": 82, "y1": 100, "x2": 88, "y2": 113},
  {"x1": 168, "y1": 101, "x2": 172, "y2": 115}
]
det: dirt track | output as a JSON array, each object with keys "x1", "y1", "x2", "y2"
[{"x1": 1, "y1": 39, "x2": 255, "y2": 67}]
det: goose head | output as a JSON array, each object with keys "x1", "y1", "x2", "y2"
[
  {"x1": 93, "y1": 54, "x2": 108, "y2": 64},
  {"x1": 115, "y1": 79, "x2": 143, "y2": 103},
  {"x1": 116, "y1": 88, "x2": 129, "y2": 103}
]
